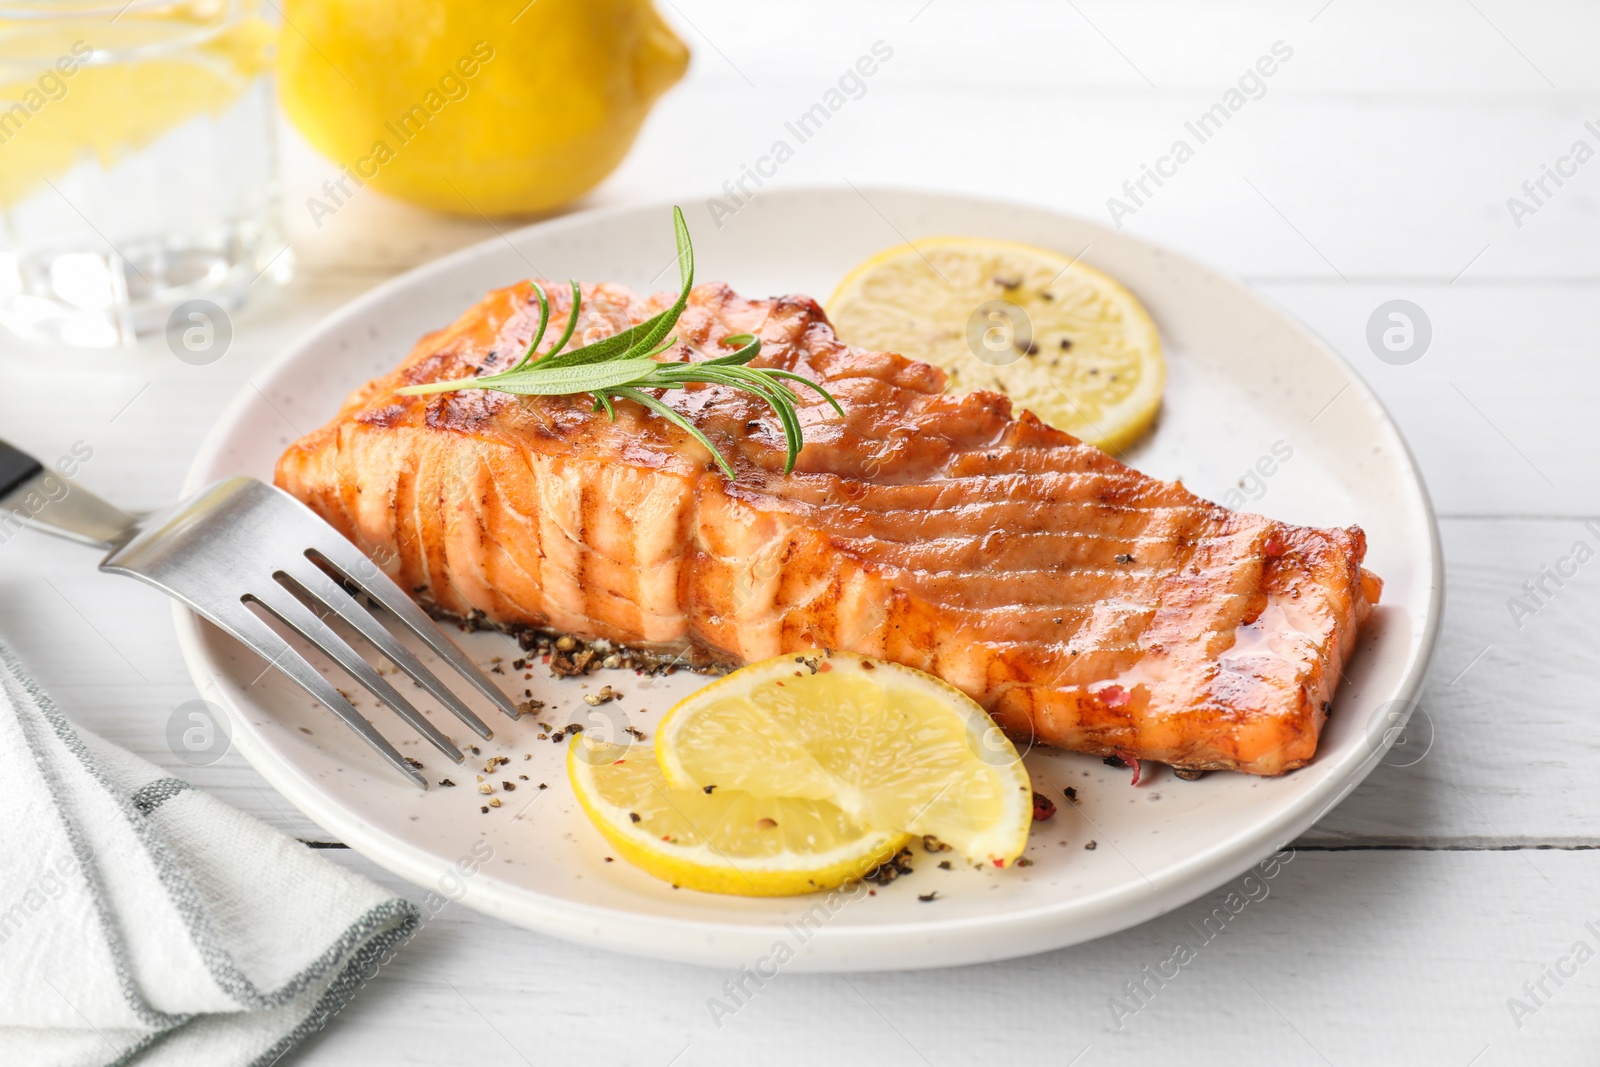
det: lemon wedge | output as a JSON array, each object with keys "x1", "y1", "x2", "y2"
[
  {"x1": 568, "y1": 738, "x2": 909, "y2": 896},
  {"x1": 656, "y1": 651, "x2": 1033, "y2": 867},
  {"x1": 827, "y1": 237, "x2": 1164, "y2": 453}
]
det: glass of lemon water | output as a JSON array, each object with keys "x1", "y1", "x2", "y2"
[{"x1": 0, "y1": 0, "x2": 285, "y2": 348}]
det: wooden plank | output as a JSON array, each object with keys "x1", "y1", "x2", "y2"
[
  {"x1": 269, "y1": 18, "x2": 1600, "y2": 283},
  {"x1": 654, "y1": 0, "x2": 1600, "y2": 92},
  {"x1": 3, "y1": 0, "x2": 1594, "y2": 1054},
  {"x1": 1308, "y1": 514, "x2": 1600, "y2": 847},
  {"x1": 284, "y1": 89, "x2": 1600, "y2": 282},
  {"x1": 1251, "y1": 280, "x2": 1600, "y2": 518},
  {"x1": 287, "y1": 845, "x2": 1599, "y2": 1065},
  {"x1": 632, "y1": 89, "x2": 1600, "y2": 281}
]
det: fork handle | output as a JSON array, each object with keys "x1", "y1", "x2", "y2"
[
  {"x1": 0, "y1": 438, "x2": 141, "y2": 552},
  {"x1": 0, "y1": 438, "x2": 42, "y2": 499}
]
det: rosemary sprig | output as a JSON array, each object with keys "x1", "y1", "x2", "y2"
[{"x1": 397, "y1": 206, "x2": 842, "y2": 479}]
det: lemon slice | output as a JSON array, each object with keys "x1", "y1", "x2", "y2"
[
  {"x1": 568, "y1": 738, "x2": 909, "y2": 896},
  {"x1": 0, "y1": 11, "x2": 275, "y2": 210},
  {"x1": 656, "y1": 651, "x2": 1033, "y2": 866},
  {"x1": 827, "y1": 237, "x2": 1164, "y2": 453}
]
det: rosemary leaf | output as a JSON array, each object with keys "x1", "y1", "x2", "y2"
[
  {"x1": 531, "y1": 309, "x2": 671, "y2": 372},
  {"x1": 392, "y1": 206, "x2": 838, "y2": 480},
  {"x1": 541, "y1": 280, "x2": 583, "y2": 363},
  {"x1": 530, "y1": 206, "x2": 692, "y2": 373},
  {"x1": 609, "y1": 386, "x2": 736, "y2": 480},
  {"x1": 402, "y1": 359, "x2": 657, "y2": 397},
  {"x1": 700, "y1": 333, "x2": 762, "y2": 367},
  {"x1": 761, "y1": 368, "x2": 847, "y2": 418},
  {"x1": 508, "y1": 281, "x2": 552, "y2": 372},
  {"x1": 626, "y1": 207, "x2": 694, "y2": 357}
]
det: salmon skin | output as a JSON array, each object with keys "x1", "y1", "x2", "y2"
[{"x1": 277, "y1": 280, "x2": 1381, "y2": 776}]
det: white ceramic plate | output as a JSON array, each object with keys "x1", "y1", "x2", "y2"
[{"x1": 179, "y1": 188, "x2": 1442, "y2": 972}]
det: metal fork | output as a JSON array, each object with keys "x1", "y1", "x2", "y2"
[{"x1": 0, "y1": 439, "x2": 523, "y2": 788}]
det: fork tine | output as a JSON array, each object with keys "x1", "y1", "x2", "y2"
[
  {"x1": 279, "y1": 560, "x2": 494, "y2": 741},
  {"x1": 246, "y1": 582, "x2": 466, "y2": 764},
  {"x1": 305, "y1": 544, "x2": 524, "y2": 722},
  {"x1": 216, "y1": 603, "x2": 429, "y2": 788}
]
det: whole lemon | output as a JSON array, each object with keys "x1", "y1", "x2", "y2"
[{"x1": 278, "y1": 0, "x2": 688, "y2": 216}]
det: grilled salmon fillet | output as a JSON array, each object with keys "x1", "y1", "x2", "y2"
[{"x1": 277, "y1": 280, "x2": 1381, "y2": 776}]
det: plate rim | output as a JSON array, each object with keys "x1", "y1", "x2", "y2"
[{"x1": 177, "y1": 185, "x2": 1445, "y2": 971}]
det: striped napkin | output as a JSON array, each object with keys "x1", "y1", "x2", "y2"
[{"x1": 0, "y1": 640, "x2": 419, "y2": 1067}]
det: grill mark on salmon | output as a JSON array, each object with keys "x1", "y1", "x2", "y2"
[{"x1": 277, "y1": 280, "x2": 1381, "y2": 776}]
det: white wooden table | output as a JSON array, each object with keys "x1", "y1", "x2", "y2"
[{"x1": 3, "y1": 1, "x2": 1597, "y2": 1062}]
